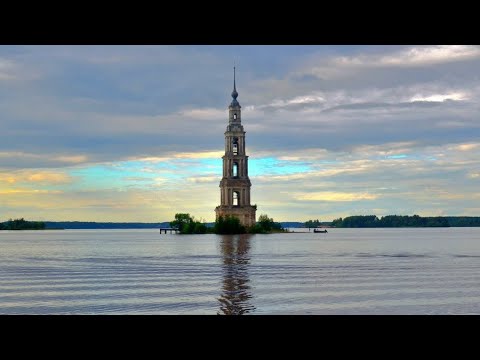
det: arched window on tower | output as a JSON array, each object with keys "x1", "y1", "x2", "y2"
[
  {"x1": 233, "y1": 113, "x2": 237, "y2": 120},
  {"x1": 233, "y1": 191, "x2": 239, "y2": 206},
  {"x1": 233, "y1": 137, "x2": 238, "y2": 155},
  {"x1": 233, "y1": 162, "x2": 238, "y2": 177}
]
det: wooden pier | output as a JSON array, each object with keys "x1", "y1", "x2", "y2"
[{"x1": 159, "y1": 227, "x2": 180, "y2": 234}]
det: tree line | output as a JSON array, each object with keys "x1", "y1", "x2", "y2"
[
  {"x1": 331, "y1": 215, "x2": 453, "y2": 228},
  {"x1": 0, "y1": 218, "x2": 46, "y2": 230}
]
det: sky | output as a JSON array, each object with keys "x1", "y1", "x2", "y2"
[{"x1": 1, "y1": 45, "x2": 480, "y2": 222}]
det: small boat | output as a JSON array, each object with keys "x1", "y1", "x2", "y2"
[{"x1": 314, "y1": 228, "x2": 328, "y2": 233}]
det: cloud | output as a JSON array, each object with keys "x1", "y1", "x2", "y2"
[
  {"x1": 297, "y1": 46, "x2": 480, "y2": 80},
  {"x1": 259, "y1": 94, "x2": 326, "y2": 110},
  {"x1": 2, "y1": 45, "x2": 480, "y2": 221},
  {"x1": 171, "y1": 151, "x2": 225, "y2": 159},
  {"x1": 187, "y1": 176, "x2": 219, "y2": 183},
  {"x1": 55, "y1": 155, "x2": 88, "y2": 163},
  {"x1": 0, "y1": 170, "x2": 72, "y2": 185},
  {"x1": 255, "y1": 172, "x2": 311, "y2": 183},
  {"x1": 179, "y1": 108, "x2": 226, "y2": 120},
  {"x1": 3, "y1": 45, "x2": 480, "y2": 170},
  {"x1": 294, "y1": 191, "x2": 379, "y2": 202},
  {"x1": 410, "y1": 92, "x2": 469, "y2": 102},
  {"x1": 0, "y1": 58, "x2": 16, "y2": 80},
  {"x1": 2, "y1": 138, "x2": 480, "y2": 221},
  {"x1": 0, "y1": 152, "x2": 90, "y2": 169},
  {"x1": 454, "y1": 143, "x2": 480, "y2": 152},
  {"x1": 26, "y1": 172, "x2": 72, "y2": 184},
  {"x1": 0, "y1": 189, "x2": 63, "y2": 195},
  {"x1": 0, "y1": 54, "x2": 43, "y2": 82},
  {"x1": 375, "y1": 46, "x2": 480, "y2": 67}
]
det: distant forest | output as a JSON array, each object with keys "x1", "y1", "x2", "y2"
[
  {"x1": 331, "y1": 215, "x2": 480, "y2": 228},
  {"x1": 0, "y1": 218, "x2": 46, "y2": 230},
  {"x1": 2, "y1": 217, "x2": 480, "y2": 230},
  {"x1": 44, "y1": 221, "x2": 172, "y2": 229}
]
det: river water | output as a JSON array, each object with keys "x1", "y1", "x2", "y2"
[{"x1": 1, "y1": 228, "x2": 479, "y2": 314}]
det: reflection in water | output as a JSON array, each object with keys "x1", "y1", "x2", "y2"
[{"x1": 217, "y1": 234, "x2": 255, "y2": 315}]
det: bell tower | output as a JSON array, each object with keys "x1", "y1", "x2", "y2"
[{"x1": 215, "y1": 67, "x2": 256, "y2": 227}]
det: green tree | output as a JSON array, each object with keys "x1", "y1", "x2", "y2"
[
  {"x1": 193, "y1": 222, "x2": 207, "y2": 234},
  {"x1": 331, "y1": 218, "x2": 343, "y2": 227},
  {"x1": 169, "y1": 213, "x2": 211, "y2": 234},
  {"x1": 250, "y1": 214, "x2": 283, "y2": 233},
  {"x1": 340, "y1": 215, "x2": 378, "y2": 228},
  {"x1": 170, "y1": 213, "x2": 194, "y2": 234},
  {"x1": 258, "y1": 214, "x2": 273, "y2": 232},
  {"x1": 214, "y1": 215, "x2": 246, "y2": 234},
  {"x1": 305, "y1": 219, "x2": 321, "y2": 229}
]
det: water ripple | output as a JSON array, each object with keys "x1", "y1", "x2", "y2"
[{"x1": 1, "y1": 229, "x2": 480, "y2": 314}]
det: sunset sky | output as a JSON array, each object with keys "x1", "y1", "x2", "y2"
[{"x1": 1, "y1": 45, "x2": 480, "y2": 222}]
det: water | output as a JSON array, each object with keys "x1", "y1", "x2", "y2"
[{"x1": 1, "y1": 228, "x2": 480, "y2": 314}]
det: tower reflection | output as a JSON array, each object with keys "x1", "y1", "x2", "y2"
[{"x1": 217, "y1": 234, "x2": 255, "y2": 315}]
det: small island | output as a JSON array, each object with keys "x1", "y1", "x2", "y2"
[{"x1": 169, "y1": 213, "x2": 286, "y2": 235}]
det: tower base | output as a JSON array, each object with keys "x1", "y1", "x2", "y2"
[{"x1": 215, "y1": 205, "x2": 256, "y2": 228}]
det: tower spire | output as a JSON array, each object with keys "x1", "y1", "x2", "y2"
[{"x1": 231, "y1": 65, "x2": 238, "y2": 102}]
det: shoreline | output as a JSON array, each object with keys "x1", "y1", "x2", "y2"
[{"x1": 0, "y1": 228, "x2": 65, "y2": 231}]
